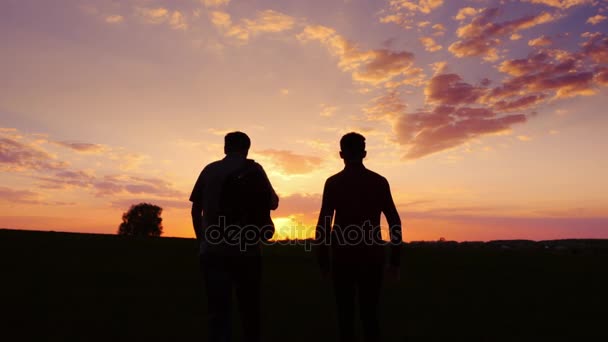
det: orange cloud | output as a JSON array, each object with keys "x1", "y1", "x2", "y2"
[
  {"x1": 581, "y1": 32, "x2": 608, "y2": 64},
  {"x1": 587, "y1": 14, "x2": 607, "y2": 25},
  {"x1": 491, "y1": 47, "x2": 603, "y2": 101},
  {"x1": 202, "y1": 0, "x2": 230, "y2": 8},
  {"x1": 0, "y1": 187, "x2": 43, "y2": 205},
  {"x1": 449, "y1": 8, "x2": 558, "y2": 61},
  {"x1": 274, "y1": 193, "x2": 322, "y2": 220},
  {"x1": 105, "y1": 15, "x2": 124, "y2": 24},
  {"x1": 298, "y1": 25, "x2": 419, "y2": 87},
  {"x1": 54, "y1": 141, "x2": 106, "y2": 154},
  {"x1": 397, "y1": 105, "x2": 527, "y2": 159},
  {"x1": 528, "y1": 35, "x2": 553, "y2": 47},
  {"x1": 389, "y1": 0, "x2": 444, "y2": 14},
  {"x1": 523, "y1": 0, "x2": 594, "y2": 9},
  {"x1": 135, "y1": 7, "x2": 187, "y2": 30},
  {"x1": 258, "y1": 149, "x2": 323, "y2": 175},
  {"x1": 364, "y1": 91, "x2": 408, "y2": 121},
  {"x1": 0, "y1": 137, "x2": 67, "y2": 172},
  {"x1": 454, "y1": 7, "x2": 479, "y2": 21},
  {"x1": 425, "y1": 73, "x2": 483, "y2": 105},
  {"x1": 420, "y1": 36, "x2": 442, "y2": 52},
  {"x1": 213, "y1": 9, "x2": 296, "y2": 42}
]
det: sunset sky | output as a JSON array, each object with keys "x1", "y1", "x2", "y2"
[{"x1": 1, "y1": 0, "x2": 607, "y2": 241}]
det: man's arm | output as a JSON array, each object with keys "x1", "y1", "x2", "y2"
[
  {"x1": 257, "y1": 163, "x2": 279, "y2": 210},
  {"x1": 382, "y1": 178, "x2": 402, "y2": 267},
  {"x1": 315, "y1": 179, "x2": 334, "y2": 274},
  {"x1": 189, "y1": 168, "x2": 206, "y2": 241},
  {"x1": 191, "y1": 201, "x2": 203, "y2": 241}
]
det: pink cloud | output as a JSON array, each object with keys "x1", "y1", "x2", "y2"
[
  {"x1": 53, "y1": 141, "x2": 106, "y2": 154},
  {"x1": 449, "y1": 8, "x2": 558, "y2": 61},
  {"x1": 274, "y1": 193, "x2": 322, "y2": 219},
  {"x1": 425, "y1": 73, "x2": 483, "y2": 105},
  {"x1": 0, "y1": 137, "x2": 67, "y2": 172},
  {"x1": 258, "y1": 149, "x2": 323, "y2": 175},
  {"x1": 0, "y1": 186, "x2": 42, "y2": 204},
  {"x1": 397, "y1": 107, "x2": 527, "y2": 159}
]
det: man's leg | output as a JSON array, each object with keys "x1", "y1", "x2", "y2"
[
  {"x1": 358, "y1": 263, "x2": 384, "y2": 342},
  {"x1": 333, "y1": 264, "x2": 357, "y2": 342},
  {"x1": 235, "y1": 255, "x2": 261, "y2": 342},
  {"x1": 201, "y1": 254, "x2": 233, "y2": 342}
]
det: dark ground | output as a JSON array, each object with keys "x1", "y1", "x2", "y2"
[{"x1": 1, "y1": 229, "x2": 607, "y2": 341}]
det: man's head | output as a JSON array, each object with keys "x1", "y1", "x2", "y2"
[
  {"x1": 224, "y1": 131, "x2": 251, "y2": 156},
  {"x1": 340, "y1": 132, "x2": 366, "y2": 162}
]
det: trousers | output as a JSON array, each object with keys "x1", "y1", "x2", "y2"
[{"x1": 200, "y1": 253, "x2": 261, "y2": 342}]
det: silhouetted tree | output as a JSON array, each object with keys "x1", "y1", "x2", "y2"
[{"x1": 118, "y1": 203, "x2": 163, "y2": 237}]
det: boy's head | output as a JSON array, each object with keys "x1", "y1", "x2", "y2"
[
  {"x1": 340, "y1": 132, "x2": 366, "y2": 161},
  {"x1": 224, "y1": 131, "x2": 251, "y2": 155}
]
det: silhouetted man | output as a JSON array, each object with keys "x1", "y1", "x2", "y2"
[
  {"x1": 316, "y1": 132, "x2": 402, "y2": 342},
  {"x1": 190, "y1": 131, "x2": 278, "y2": 342}
]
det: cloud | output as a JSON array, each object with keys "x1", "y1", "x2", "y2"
[
  {"x1": 449, "y1": 8, "x2": 559, "y2": 61},
  {"x1": 454, "y1": 7, "x2": 480, "y2": 21},
  {"x1": 202, "y1": 0, "x2": 230, "y2": 8},
  {"x1": 491, "y1": 48, "x2": 602, "y2": 101},
  {"x1": 528, "y1": 35, "x2": 553, "y2": 47},
  {"x1": 37, "y1": 170, "x2": 96, "y2": 189},
  {"x1": 396, "y1": 105, "x2": 527, "y2": 159},
  {"x1": 135, "y1": 7, "x2": 187, "y2": 30},
  {"x1": 0, "y1": 187, "x2": 43, "y2": 205},
  {"x1": 389, "y1": 0, "x2": 444, "y2": 14},
  {"x1": 169, "y1": 11, "x2": 187, "y2": 30},
  {"x1": 274, "y1": 193, "x2": 322, "y2": 219},
  {"x1": 53, "y1": 141, "x2": 106, "y2": 154},
  {"x1": 297, "y1": 25, "x2": 420, "y2": 87},
  {"x1": 493, "y1": 94, "x2": 547, "y2": 111},
  {"x1": 517, "y1": 135, "x2": 533, "y2": 141},
  {"x1": 111, "y1": 198, "x2": 190, "y2": 210},
  {"x1": 210, "y1": 11, "x2": 232, "y2": 28},
  {"x1": 212, "y1": 9, "x2": 296, "y2": 42},
  {"x1": 379, "y1": 13, "x2": 411, "y2": 29},
  {"x1": 432, "y1": 23, "x2": 446, "y2": 36},
  {"x1": 364, "y1": 91, "x2": 408, "y2": 120},
  {"x1": 258, "y1": 149, "x2": 323, "y2": 175},
  {"x1": 425, "y1": 73, "x2": 483, "y2": 105},
  {"x1": 522, "y1": 0, "x2": 594, "y2": 9},
  {"x1": 587, "y1": 14, "x2": 607, "y2": 25},
  {"x1": 320, "y1": 104, "x2": 339, "y2": 117},
  {"x1": 379, "y1": 0, "x2": 444, "y2": 29},
  {"x1": 105, "y1": 15, "x2": 124, "y2": 24},
  {"x1": 136, "y1": 7, "x2": 169, "y2": 23},
  {"x1": 0, "y1": 137, "x2": 67, "y2": 172},
  {"x1": 581, "y1": 32, "x2": 608, "y2": 64},
  {"x1": 92, "y1": 175, "x2": 186, "y2": 198},
  {"x1": 420, "y1": 36, "x2": 442, "y2": 52}
]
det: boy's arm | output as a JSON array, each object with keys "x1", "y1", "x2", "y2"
[
  {"x1": 256, "y1": 163, "x2": 279, "y2": 210},
  {"x1": 382, "y1": 178, "x2": 402, "y2": 267},
  {"x1": 191, "y1": 201, "x2": 203, "y2": 241},
  {"x1": 189, "y1": 169, "x2": 206, "y2": 241},
  {"x1": 315, "y1": 179, "x2": 334, "y2": 274}
]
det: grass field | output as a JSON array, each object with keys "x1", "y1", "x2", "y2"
[{"x1": 1, "y1": 229, "x2": 607, "y2": 341}]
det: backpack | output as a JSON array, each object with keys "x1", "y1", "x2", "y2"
[{"x1": 218, "y1": 160, "x2": 275, "y2": 242}]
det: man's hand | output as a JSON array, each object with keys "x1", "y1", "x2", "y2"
[{"x1": 386, "y1": 265, "x2": 401, "y2": 282}]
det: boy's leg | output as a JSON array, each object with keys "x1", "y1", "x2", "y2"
[{"x1": 201, "y1": 254, "x2": 233, "y2": 342}]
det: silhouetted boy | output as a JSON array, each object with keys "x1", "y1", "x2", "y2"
[
  {"x1": 316, "y1": 132, "x2": 402, "y2": 342},
  {"x1": 190, "y1": 131, "x2": 278, "y2": 342}
]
